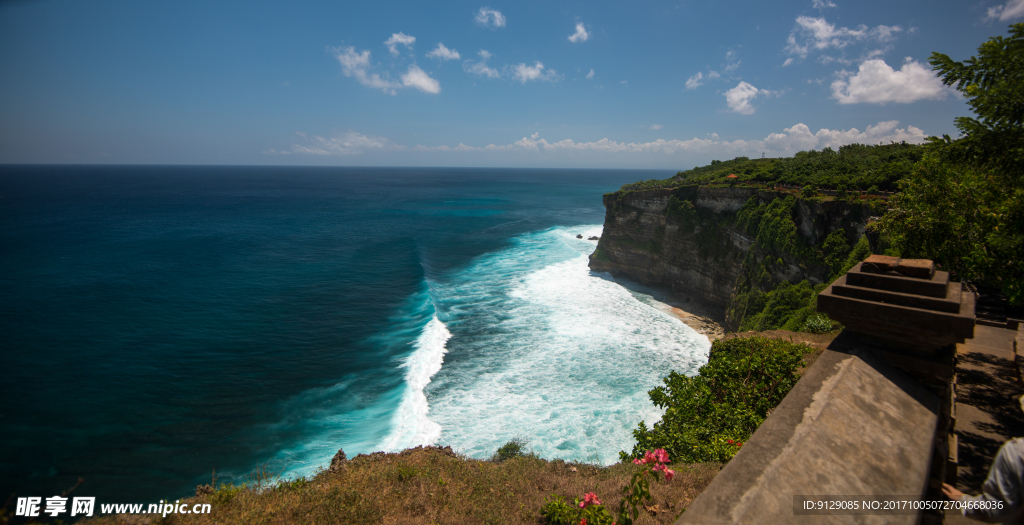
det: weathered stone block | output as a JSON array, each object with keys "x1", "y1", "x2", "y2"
[
  {"x1": 818, "y1": 258, "x2": 975, "y2": 354},
  {"x1": 861, "y1": 254, "x2": 900, "y2": 273},
  {"x1": 896, "y1": 258, "x2": 936, "y2": 279}
]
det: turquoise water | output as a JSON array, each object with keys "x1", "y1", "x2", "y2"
[{"x1": 0, "y1": 165, "x2": 709, "y2": 503}]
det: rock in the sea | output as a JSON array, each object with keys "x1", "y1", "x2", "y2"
[
  {"x1": 588, "y1": 236, "x2": 600, "y2": 241},
  {"x1": 576, "y1": 234, "x2": 583, "y2": 239},
  {"x1": 328, "y1": 448, "x2": 348, "y2": 473}
]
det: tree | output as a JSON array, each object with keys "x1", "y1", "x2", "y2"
[
  {"x1": 928, "y1": 23, "x2": 1024, "y2": 178},
  {"x1": 880, "y1": 24, "x2": 1024, "y2": 305},
  {"x1": 881, "y1": 157, "x2": 998, "y2": 282}
]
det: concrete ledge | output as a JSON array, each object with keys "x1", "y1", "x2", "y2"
[{"x1": 676, "y1": 336, "x2": 939, "y2": 524}]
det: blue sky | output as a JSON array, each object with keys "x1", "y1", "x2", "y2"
[{"x1": 1, "y1": 0, "x2": 1022, "y2": 169}]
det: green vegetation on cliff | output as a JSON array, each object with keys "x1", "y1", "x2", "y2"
[
  {"x1": 730, "y1": 235, "x2": 870, "y2": 333},
  {"x1": 676, "y1": 143, "x2": 923, "y2": 191},
  {"x1": 624, "y1": 337, "x2": 812, "y2": 464},
  {"x1": 616, "y1": 142, "x2": 923, "y2": 193},
  {"x1": 726, "y1": 195, "x2": 872, "y2": 332}
]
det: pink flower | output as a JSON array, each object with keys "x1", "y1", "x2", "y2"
[
  {"x1": 664, "y1": 468, "x2": 675, "y2": 481},
  {"x1": 579, "y1": 492, "x2": 602, "y2": 509},
  {"x1": 632, "y1": 458, "x2": 643, "y2": 465},
  {"x1": 652, "y1": 463, "x2": 666, "y2": 473},
  {"x1": 642, "y1": 451, "x2": 657, "y2": 464},
  {"x1": 653, "y1": 449, "x2": 670, "y2": 464}
]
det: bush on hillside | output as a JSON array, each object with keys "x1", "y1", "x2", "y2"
[{"x1": 623, "y1": 337, "x2": 808, "y2": 464}]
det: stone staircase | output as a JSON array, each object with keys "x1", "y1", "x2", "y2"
[{"x1": 944, "y1": 324, "x2": 1024, "y2": 523}]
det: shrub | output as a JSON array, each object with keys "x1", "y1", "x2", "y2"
[
  {"x1": 738, "y1": 280, "x2": 820, "y2": 332},
  {"x1": 210, "y1": 483, "x2": 245, "y2": 504},
  {"x1": 624, "y1": 337, "x2": 807, "y2": 464},
  {"x1": 492, "y1": 437, "x2": 531, "y2": 462},
  {"x1": 802, "y1": 313, "x2": 834, "y2": 334}
]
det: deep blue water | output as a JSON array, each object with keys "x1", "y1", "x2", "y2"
[{"x1": 0, "y1": 165, "x2": 709, "y2": 504}]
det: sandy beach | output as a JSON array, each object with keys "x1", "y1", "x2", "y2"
[
  {"x1": 646, "y1": 296, "x2": 726, "y2": 342},
  {"x1": 669, "y1": 306, "x2": 725, "y2": 341}
]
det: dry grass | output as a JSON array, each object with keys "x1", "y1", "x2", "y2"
[{"x1": 83, "y1": 446, "x2": 721, "y2": 525}]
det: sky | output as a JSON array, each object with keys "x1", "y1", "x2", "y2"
[{"x1": 1, "y1": 0, "x2": 1023, "y2": 169}]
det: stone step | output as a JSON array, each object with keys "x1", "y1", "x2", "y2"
[
  {"x1": 846, "y1": 262, "x2": 950, "y2": 298},
  {"x1": 831, "y1": 277, "x2": 963, "y2": 313}
]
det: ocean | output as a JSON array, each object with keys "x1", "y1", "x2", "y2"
[{"x1": 0, "y1": 165, "x2": 710, "y2": 503}]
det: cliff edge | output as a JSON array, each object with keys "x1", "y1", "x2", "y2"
[{"x1": 589, "y1": 185, "x2": 877, "y2": 330}]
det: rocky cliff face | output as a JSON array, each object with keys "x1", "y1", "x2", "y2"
[{"x1": 588, "y1": 186, "x2": 874, "y2": 327}]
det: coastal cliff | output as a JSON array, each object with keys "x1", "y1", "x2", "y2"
[{"x1": 589, "y1": 185, "x2": 876, "y2": 330}]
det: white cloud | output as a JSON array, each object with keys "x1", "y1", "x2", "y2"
[
  {"x1": 685, "y1": 72, "x2": 705, "y2": 90},
  {"x1": 586, "y1": 69, "x2": 595, "y2": 80},
  {"x1": 687, "y1": 70, "x2": 720, "y2": 89},
  {"x1": 402, "y1": 65, "x2": 441, "y2": 94},
  {"x1": 985, "y1": 0, "x2": 1024, "y2": 21},
  {"x1": 785, "y1": 16, "x2": 902, "y2": 61},
  {"x1": 724, "y1": 50, "x2": 741, "y2": 71},
  {"x1": 831, "y1": 57, "x2": 949, "y2": 104},
  {"x1": 512, "y1": 62, "x2": 558, "y2": 83},
  {"x1": 426, "y1": 43, "x2": 460, "y2": 61},
  {"x1": 403, "y1": 120, "x2": 927, "y2": 156},
  {"x1": 275, "y1": 121, "x2": 929, "y2": 161},
  {"x1": 278, "y1": 131, "x2": 404, "y2": 155},
  {"x1": 384, "y1": 32, "x2": 416, "y2": 56},
  {"x1": 785, "y1": 34, "x2": 810, "y2": 59},
  {"x1": 463, "y1": 49, "x2": 500, "y2": 78},
  {"x1": 332, "y1": 46, "x2": 401, "y2": 94},
  {"x1": 783, "y1": 58, "x2": 795, "y2": 67},
  {"x1": 817, "y1": 54, "x2": 850, "y2": 65},
  {"x1": 475, "y1": 7, "x2": 506, "y2": 28},
  {"x1": 650, "y1": 124, "x2": 663, "y2": 130},
  {"x1": 812, "y1": 0, "x2": 837, "y2": 8},
  {"x1": 331, "y1": 46, "x2": 439, "y2": 94},
  {"x1": 724, "y1": 81, "x2": 774, "y2": 114},
  {"x1": 568, "y1": 22, "x2": 591, "y2": 42}
]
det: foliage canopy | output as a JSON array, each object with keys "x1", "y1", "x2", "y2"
[
  {"x1": 882, "y1": 23, "x2": 1024, "y2": 304},
  {"x1": 624, "y1": 337, "x2": 808, "y2": 464},
  {"x1": 928, "y1": 23, "x2": 1024, "y2": 177}
]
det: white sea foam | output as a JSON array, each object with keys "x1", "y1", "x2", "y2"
[
  {"x1": 378, "y1": 314, "x2": 452, "y2": 451},
  {"x1": 275, "y1": 224, "x2": 708, "y2": 478},
  {"x1": 423, "y1": 225, "x2": 710, "y2": 465}
]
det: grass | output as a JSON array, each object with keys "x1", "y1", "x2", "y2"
[{"x1": 81, "y1": 446, "x2": 721, "y2": 525}]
